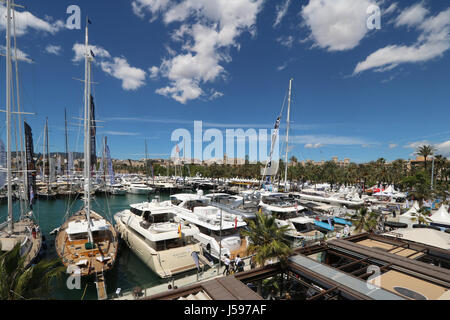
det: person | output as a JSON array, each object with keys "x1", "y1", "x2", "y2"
[
  {"x1": 223, "y1": 254, "x2": 230, "y2": 275},
  {"x1": 31, "y1": 227, "x2": 36, "y2": 239},
  {"x1": 235, "y1": 255, "x2": 243, "y2": 273},
  {"x1": 343, "y1": 225, "x2": 350, "y2": 238},
  {"x1": 336, "y1": 231, "x2": 341, "y2": 240}
]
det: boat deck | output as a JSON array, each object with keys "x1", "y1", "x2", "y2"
[
  {"x1": 55, "y1": 211, "x2": 118, "y2": 282},
  {"x1": 0, "y1": 218, "x2": 42, "y2": 267}
]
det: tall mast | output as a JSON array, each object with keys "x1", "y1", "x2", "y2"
[
  {"x1": 284, "y1": 79, "x2": 293, "y2": 192},
  {"x1": 65, "y1": 108, "x2": 69, "y2": 180},
  {"x1": 84, "y1": 18, "x2": 93, "y2": 243},
  {"x1": 6, "y1": 0, "x2": 13, "y2": 232},
  {"x1": 45, "y1": 117, "x2": 50, "y2": 189}
]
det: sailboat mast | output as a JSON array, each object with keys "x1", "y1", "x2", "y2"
[
  {"x1": 6, "y1": 0, "x2": 13, "y2": 232},
  {"x1": 84, "y1": 19, "x2": 93, "y2": 243},
  {"x1": 65, "y1": 108, "x2": 69, "y2": 179},
  {"x1": 284, "y1": 79, "x2": 293, "y2": 192},
  {"x1": 45, "y1": 117, "x2": 50, "y2": 189}
]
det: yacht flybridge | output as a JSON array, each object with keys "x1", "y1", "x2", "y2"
[
  {"x1": 114, "y1": 200, "x2": 207, "y2": 278},
  {"x1": 168, "y1": 192, "x2": 248, "y2": 261},
  {"x1": 127, "y1": 183, "x2": 154, "y2": 195},
  {"x1": 54, "y1": 20, "x2": 118, "y2": 301}
]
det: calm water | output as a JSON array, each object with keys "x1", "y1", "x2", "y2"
[{"x1": 0, "y1": 190, "x2": 192, "y2": 300}]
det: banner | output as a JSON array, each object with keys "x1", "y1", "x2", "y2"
[
  {"x1": 24, "y1": 122, "x2": 36, "y2": 205},
  {"x1": 90, "y1": 95, "x2": 97, "y2": 169}
]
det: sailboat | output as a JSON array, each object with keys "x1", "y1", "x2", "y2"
[
  {"x1": 54, "y1": 20, "x2": 118, "y2": 300},
  {"x1": 0, "y1": 0, "x2": 42, "y2": 267}
]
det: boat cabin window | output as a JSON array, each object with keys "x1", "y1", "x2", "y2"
[
  {"x1": 68, "y1": 232, "x2": 89, "y2": 241},
  {"x1": 212, "y1": 228, "x2": 241, "y2": 237},
  {"x1": 148, "y1": 236, "x2": 196, "y2": 251},
  {"x1": 292, "y1": 222, "x2": 314, "y2": 233},
  {"x1": 185, "y1": 200, "x2": 208, "y2": 211},
  {"x1": 130, "y1": 207, "x2": 144, "y2": 216},
  {"x1": 171, "y1": 198, "x2": 182, "y2": 206}
]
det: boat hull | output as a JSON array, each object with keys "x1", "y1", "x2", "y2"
[{"x1": 114, "y1": 217, "x2": 201, "y2": 278}]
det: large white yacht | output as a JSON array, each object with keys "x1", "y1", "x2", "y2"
[
  {"x1": 114, "y1": 200, "x2": 205, "y2": 278},
  {"x1": 127, "y1": 183, "x2": 154, "y2": 195},
  {"x1": 168, "y1": 192, "x2": 248, "y2": 262}
]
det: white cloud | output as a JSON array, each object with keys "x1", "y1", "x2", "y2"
[
  {"x1": 384, "y1": 3, "x2": 398, "y2": 15},
  {"x1": 404, "y1": 140, "x2": 450, "y2": 157},
  {"x1": 100, "y1": 131, "x2": 140, "y2": 136},
  {"x1": 101, "y1": 57, "x2": 147, "y2": 91},
  {"x1": 354, "y1": 7, "x2": 450, "y2": 74},
  {"x1": 0, "y1": 5, "x2": 64, "y2": 37},
  {"x1": 273, "y1": 0, "x2": 291, "y2": 28},
  {"x1": 149, "y1": 66, "x2": 159, "y2": 79},
  {"x1": 389, "y1": 143, "x2": 398, "y2": 149},
  {"x1": 395, "y1": 2, "x2": 429, "y2": 28},
  {"x1": 277, "y1": 35, "x2": 294, "y2": 48},
  {"x1": 0, "y1": 45, "x2": 32, "y2": 63},
  {"x1": 300, "y1": 0, "x2": 378, "y2": 51},
  {"x1": 292, "y1": 135, "x2": 370, "y2": 146},
  {"x1": 72, "y1": 43, "x2": 111, "y2": 62},
  {"x1": 131, "y1": 0, "x2": 172, "y2": 19},
  {"x1": 436, "y1": 141, "x2": 450, "y2": 157},
  {"x1": 137, "y1": 0, "x2": 264, "y2": 104},
  {"x1": 72, "y1": 44, "x2": 146, "y2": 91},
  {"x1": 45, "y1": 44, "x2": 62, "y2": 55},
  {"x1": 305, "y1": 143, "x2": 323, "y2": 149}
]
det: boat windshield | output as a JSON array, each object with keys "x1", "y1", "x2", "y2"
[{"x1": 149, "y1": 236, "x2": 196, "y2": 251}]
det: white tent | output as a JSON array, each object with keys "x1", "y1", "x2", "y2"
[{"x1": 430, "y1": 205, "x2": 450, "y2": 226}]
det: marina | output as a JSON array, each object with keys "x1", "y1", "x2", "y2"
[{"x1": 0, "y1": 0, "x2": 449, "y2": 305}]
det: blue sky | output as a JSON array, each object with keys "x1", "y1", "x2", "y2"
[{"x1": 0, "y1": 0, "x2": 449, "y2": 163}]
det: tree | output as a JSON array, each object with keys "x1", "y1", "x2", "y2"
[
  {"x1": 416, "y1": 145, "x2": 436, "y2": 171},
  {"x1": 348, "y1": 207, "x2": 380, "y2": 233},
  {"x1": 0, "y1": 244, "x2": 65, "y2": 300},
  {"x1": 241, "y1": 213, "x2": 293, "y2": 296}
]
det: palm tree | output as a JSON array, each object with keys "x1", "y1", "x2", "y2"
[
  {"x1": 0, "y1": 244, "x2": 65, "y2": 300},
  {"x1": 241, "y1": 213, "x2": 293, "y2": 296},
  {"x1": 410, "y1": 207, "x2": 432, "y2": 226},
  {"x1": 416, "y1": 145, "x2": 436, "y2": 171},
  {"x1": 348, "y1": 207, "x2": 380, "y2": 233}
]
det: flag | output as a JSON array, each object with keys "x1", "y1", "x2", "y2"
[
  {"x1": 274, "y1": 117, "x2": 281, "y2": 130},
  {"x1": 88, "y1": 18, "x2": 92, "y2": 24},
  {"x1": 178, "y1": 224, "x2": 182, "y2": 238},
  {"x1": 29, "y1": 186, "x2": 34, "y2": 208},
  {"x1": 90, "y1": 50, "x2": 95, "y2": 58},
  {"x1": 191, "y1": 252, "x2": 200, "y2": 271}
]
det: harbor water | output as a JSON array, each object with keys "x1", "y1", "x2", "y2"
[{"x1": 0, "y1": 191, "x2": 193, "y2": 300}]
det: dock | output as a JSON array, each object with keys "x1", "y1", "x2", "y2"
[{"x1": 112, "y1": 257, "x2": 253, "y2": 300}]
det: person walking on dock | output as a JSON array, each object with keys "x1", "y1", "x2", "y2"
[{"x1": 223, "y1": 255, "x2": 230, "y2": 275}]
